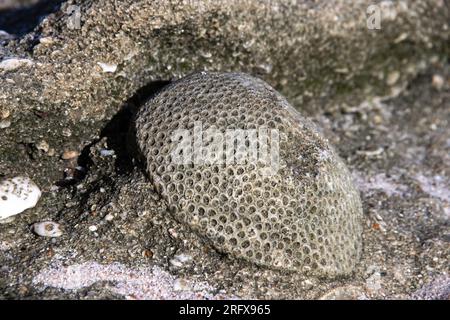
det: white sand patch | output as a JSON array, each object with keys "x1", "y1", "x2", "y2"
[
  {"x1": 32, "y1": 261, "x2": 233, "y2": 300},
  {"x1": 353, "y1": 172, "x2": 408, "y2": 197},
  {"x1": 415, "y1": 174, "x2": 450, "y2": 217}
]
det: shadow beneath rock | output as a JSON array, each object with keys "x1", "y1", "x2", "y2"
[
  {"x1": 99, "y1": 80, "x2": 171, "y2": 174},
  {"x1": 72, "y1": 80, "x2": 170, "y2": 185}
]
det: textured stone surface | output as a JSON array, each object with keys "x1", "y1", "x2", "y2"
[
  {"x1": 135, "y1": 72, "x2": 362, "y2": 276},
  {"x1": 0, "y1": 0, "x2": 448, "y2": 121},
  {"x1": 1, "y1": 0, "x2": 448, "y2": 187}
]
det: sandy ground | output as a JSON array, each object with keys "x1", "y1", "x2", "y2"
[{"x1": 0, "y1": 61, "x2": 448, "y2": 300}]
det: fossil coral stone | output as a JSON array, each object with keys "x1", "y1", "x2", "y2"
[{"x1": 134, "y1": 72, "x2": 363, "y2": 276}]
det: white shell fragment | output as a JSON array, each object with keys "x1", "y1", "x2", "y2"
[
  {"x1": 39, "y1": 37, "x2": 54, "y2": 45},
  {"x1": 33, "y1": 221, "x2": 63, "y2": 237},
  {"x1": 97, "y1": 62, "x2": 117, "y2": 73},
  {"x1": 100, "y1": 149, "x2": 115, "y2": 157},
  {"x1": 0, "y1": 58, "x2": 33, "y2": 71},
  {"x1": 169, "y1": 253, "x2": 192, "y2": 268},
  {"x1": 173, "y1": 278, "x2": 191, "y2": 292},
  {"x1": 0, "y1": 176, "x2": 41, "y2": 220},
  {"x1": 0, "y1": 120, "x2": 11, "y2": 129}
]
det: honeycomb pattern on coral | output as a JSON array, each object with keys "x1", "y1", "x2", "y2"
[{"x1": 134, "y1": 72, "x2": 363, "y2": 276}]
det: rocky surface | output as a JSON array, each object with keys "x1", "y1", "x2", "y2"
[
  {"x1": 1, "y1": 0, "x2": 448, "y2": 187},
  {"x1": 0, "y1": 0, "x2": 449, "y2": 299}
]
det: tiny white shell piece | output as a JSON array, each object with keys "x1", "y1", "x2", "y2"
[
  {"x1": 33, "y1": 221, "x2": 63, "y2": 237},
  {"x1": 39, "y1": 37, "x2": 54, "y2": 45},
  {"x1": 0, "y1": 58, "x2": 33, "y2": 71},
  {"x1": 0, "y1": 177, "x2": 41, "y2": 220},
  {"x1": 169, "y1": 253, "x2": 192, "y2": 267},
  {"x1": 173, "y1": 278, "x2": 191, "y2": 291},
  {"x1": 97, "y1": 62, "x2": 117, "y2": 73},
  {"x1": 100, "y1": 149, "x2": 115, "y2": 157}
]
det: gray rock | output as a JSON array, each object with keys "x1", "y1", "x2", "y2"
[{"x1": 134, "y1": 72, "x2": 363, "y2": 276}]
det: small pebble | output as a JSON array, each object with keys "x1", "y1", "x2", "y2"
[
  {"x1": 173, "y1": 278, "x2": 191, "y2": 291},
  {"x1": 142, "y1": 249, "x2": 153, "y2": 258},
  {"x1": 88, "y1": 225, "x2": 98, "y2": 232},
  {"x1": 97, "y1": 62, "x2": 118, "y2": 73},
  {"x1": 62, "y1": 128, "x2": 72, "y2": 137},
  {"x1": 301, "y1": 279, "x2": 314, "y2": 290},
  {"x1": 100, "y1": 149, "x2": 115, "y2": 157},
  {"x1": 0, "y1": 120, "x2": 11, "y2": 129},
  {"x1": 170, "y1": 253, "x2": 192, "y2": 268},
  {"x1": 61, "y1": 150, "x2": 79, "y2": 160},
  {"x1": 36, "y1": 140, "x2": 49, "y2": 153},
  {"x1": 47, "y1": 148, "x2": 56, "y2": 157},
  {"x1": 394, "y1": 32, "x2": 408, "y2": 43},
  {"x1": 104, "y1": 214, "x2": 114, "y2": 221},
  {"x1": 33, "y1": 221, "x2": 63, "y2": 237},
  {"x1": 0, "y1": 109, "x2": 10, "y2": 119},
  {"x1": 168, "y1": 228, "x2": 178, "y2": 238},
  {"x1": 431, "y1": 74, "x2": 444, "y2": 90},
  {"x1": 372, "y1": 114, "x2": 383, "y2": 125},
  {"x1": 386, "y1": 71, "x2": 400, "y2": 86},
  {"x1": 39, "y1": 37, "x2": 54, "y2": 45}
]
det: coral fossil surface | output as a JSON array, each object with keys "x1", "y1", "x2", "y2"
[
  {"x1": 0, "y1": 0, "x2": 449, "y2": 300},
  {"x1": 134, "y1": 72, "x2": 363, "y2": 276}
]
